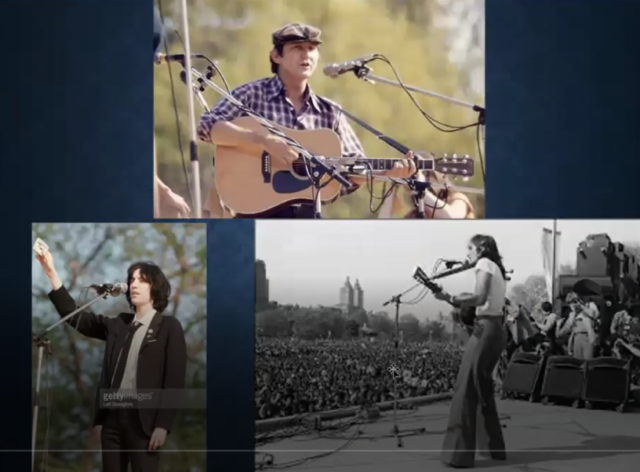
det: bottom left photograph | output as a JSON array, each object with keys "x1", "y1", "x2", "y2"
[{"x1": 31, "y1": 222, "x2": 207, "y2": 472}]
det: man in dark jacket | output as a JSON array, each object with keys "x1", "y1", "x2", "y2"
[{"x1": 36, "y1": 247, "x2": 187, "y2": 472}]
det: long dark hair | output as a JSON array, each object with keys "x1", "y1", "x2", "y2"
[
  {"x1": 125, "y1": 261, "x2": 171, "y2": 313},
  {"x1": 470, "y1": 234, "x2": 507, "y2": 279}
]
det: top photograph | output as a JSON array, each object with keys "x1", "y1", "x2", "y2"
[{"x1": 153, "y1": 0, "x2": 484, "y2": 219}]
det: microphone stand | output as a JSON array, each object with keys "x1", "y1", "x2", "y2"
[
  {"x1": 355, "y1": 66, "x2": 485, "y2": 152},
  {"x1": 179, "y1": 71, "x2": 210, "y2": 113},
  {"x1": 31, "y1": 290, "x2": 111, "y2": 471},
  {"x1": 353, "y1": 65, "x2": 485, "y2": 213},
  {"x1": 382, "y1": 285, "x2": 427, "y2": 447},
  {"x1": 187, "y1": 67, "x2": 351, "y2": 219},
  {"x1": 177, "y1": 0, "x2": 202, "y2": 218},
  {"x1": 367, "y1": 175, "x2": 485, "y2": 195},
  {"x1": 407, "y1": 180, "x2": 430, "y2": 218},
  {"x1": 325, "y1": 101, "x2": 483, "y2": 217}
]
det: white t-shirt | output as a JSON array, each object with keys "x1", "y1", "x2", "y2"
[{"x1": 475, "y1": 257, "x2": 507, "y2": 316}]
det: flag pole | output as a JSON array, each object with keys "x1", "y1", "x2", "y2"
[{"x1": 551, "y1": 219, "x2": 558, "y2": 300}]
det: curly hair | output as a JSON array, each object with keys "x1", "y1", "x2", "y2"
[{"x1": 125, "y1": 261, "x2": 171, "y2": 313}]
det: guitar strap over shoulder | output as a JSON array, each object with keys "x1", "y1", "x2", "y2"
[{"x1": 315, "y1": 95, "x2": 341, "y2": 132}]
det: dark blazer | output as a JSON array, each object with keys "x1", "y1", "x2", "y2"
[{"x1": 49, "y1": 286, "x2": 187, "y2": 436}]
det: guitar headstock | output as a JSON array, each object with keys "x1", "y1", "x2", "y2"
[
  {"x1": 434, "y1": 154, "x2": 475, "y2": 180},
  {"x1": 412, "y1": 266, "x2": 441, "y2": 293}
]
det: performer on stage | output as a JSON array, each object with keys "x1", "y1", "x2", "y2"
[
  {"x1": 35, "y1": 247, "x2": 187, "y2": 472},
  {"x1": 197, "y1": 23, "x2": 468, "y2": 218},
  {"x1": 433, "y1": 234, "x2": 508, "y2": 468}
]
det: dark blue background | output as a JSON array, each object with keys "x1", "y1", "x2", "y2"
[
  {"x1": 0, "y1": 0, "x2": 639, "y2": 471},
  {"x1": 487, "y1": 0, "x2": 640, "y2": 217}
]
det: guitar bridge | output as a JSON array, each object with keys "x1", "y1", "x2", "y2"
[{"x1": 261, "y1": 151, "x2": 271, "y2": 183}]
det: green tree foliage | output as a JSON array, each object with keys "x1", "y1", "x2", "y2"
[
  {"x1": 31, "y1": 223, "x2": 206, "y2": 472},
  {"x1": 155, "y1": 0, "x2": 485, "y2": 217}
]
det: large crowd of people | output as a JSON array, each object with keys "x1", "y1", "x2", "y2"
[
  {"x1": 255, "y1": 291, "x2": 640, "y2": 421},
  {"x1": 255, "y1": 338, "x2": 463, "y2": 420}
]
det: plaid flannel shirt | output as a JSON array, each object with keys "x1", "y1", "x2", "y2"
[{"x1": 197, "y1": 75, "x2": 365, "y2": 159}]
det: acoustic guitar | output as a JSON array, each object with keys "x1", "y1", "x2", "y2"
[
  {"x1": 214, "y1": 116, "x2": 475, "y2": 216},
  {"x1": 427, "y1": 283, "x2": 477, "y2": 328}
]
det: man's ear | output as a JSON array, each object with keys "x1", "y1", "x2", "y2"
[{"x1": 270, "y1": 48, "x2": 282, "y2": 65}]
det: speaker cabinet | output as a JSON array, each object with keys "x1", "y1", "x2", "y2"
[
  {"x1": 576, "y1": 234, "x2": 610, "y2": 277},
  {"x1": 583, "y1": 357, "x2": 630, "y2": 412},
  {"x1": 540, "y1": 356, "x2": 586, "y2": 406},
  {"x1": 502, "y1": 352, "x2": 546, "y2": 401}
]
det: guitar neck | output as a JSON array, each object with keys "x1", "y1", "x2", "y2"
[{"x1": 367, "y1": 158, "x2": 434, "y2": 171}]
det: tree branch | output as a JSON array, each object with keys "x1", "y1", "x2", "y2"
[{"x1": 184, "y1": 314, "x2": 206, "y2": 334}]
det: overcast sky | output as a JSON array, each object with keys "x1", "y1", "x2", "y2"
[{"x1": 256, "y1": 220, "x2": 640, "y2": 320}]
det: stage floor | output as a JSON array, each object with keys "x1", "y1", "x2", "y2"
[{"x1": 256, "y1": 399, "x2": 640, "y2": 472}]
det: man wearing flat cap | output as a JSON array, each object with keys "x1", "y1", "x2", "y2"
[{"x1": 197, "y1": 22, "x2": 416, "y2": 218}]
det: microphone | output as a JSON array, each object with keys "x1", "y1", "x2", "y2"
[
  {"x1": 322, "y1": 54, "x2": 378, "y2": 78},
  {"x1": 154, "y1": 53, "x2": 203, "y2": 65},
  {"x1": 88, "y1": 283, "x2": 128, "y2": 296}
]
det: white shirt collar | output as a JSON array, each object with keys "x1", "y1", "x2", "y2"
[{"x1": 134, "y1": 308, "x2": 156, "y2": 327}]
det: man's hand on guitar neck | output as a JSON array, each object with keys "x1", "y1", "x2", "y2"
[{"x1": 350, "y1": 151, "x2": 417, "y2": 183}]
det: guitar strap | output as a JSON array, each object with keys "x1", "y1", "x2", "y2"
[{"x1": 315, "y1": 96, "x2": 342, "y2": 133}]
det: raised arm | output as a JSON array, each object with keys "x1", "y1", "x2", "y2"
[{"x1": 36, "y1": 246, "x2": 111, "y2": 341}]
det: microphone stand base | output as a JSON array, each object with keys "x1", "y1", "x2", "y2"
[{"x1": 391, "y1": 425, "x2": 427, "y2": 448}]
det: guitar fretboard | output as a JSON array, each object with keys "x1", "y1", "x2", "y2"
[{"x1": 367, "y1": 159, "x2": 435, "y2": 171}]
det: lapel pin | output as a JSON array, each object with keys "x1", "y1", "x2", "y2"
[{"x1": 148, "y1": 329, "x2": 153, "y2": 333}]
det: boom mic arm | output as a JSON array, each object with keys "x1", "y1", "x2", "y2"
[{"x1": 429, "y1": 261, "x2": 476, "y2": 281}]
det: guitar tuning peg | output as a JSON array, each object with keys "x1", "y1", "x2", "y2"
[
  {"x1": 453, "y1": 153, "x2": 458, "y2": 158},
  {"x1": 463, "y1": 177, "x2": 469, "y2": 182},
  {"x1": 464, "y1": 154, "x2": 469, "y2": 158},
  {"x1": 443, "y1": 153, "x2": 448, "y2": 157},
  {"x1": 442, "y1": 167, "x2": 448, "y2": 172}
]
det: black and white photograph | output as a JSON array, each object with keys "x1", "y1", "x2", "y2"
[
  {"x1": 255, "y1": 220, "x2": 640, "y2": 472},
  {"x1": 32, "y1": 223, "x2": 207, "y2": 472}
]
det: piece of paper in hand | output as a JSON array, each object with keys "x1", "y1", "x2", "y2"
[{"x1": 33, "y1": 237, "x2": 49, "y2": 256}]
